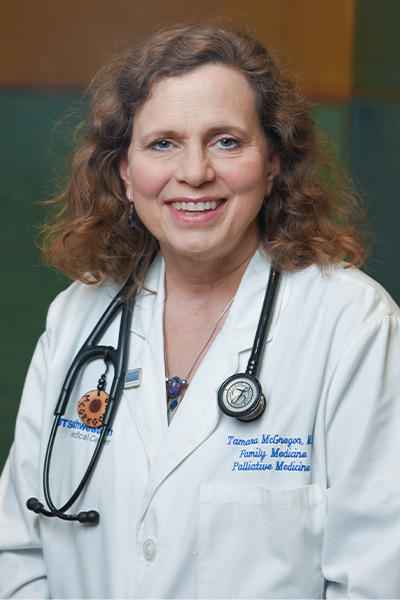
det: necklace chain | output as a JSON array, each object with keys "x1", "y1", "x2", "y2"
[{"x1": 165, "y1": 296, "x2": 235, "y2": 403}]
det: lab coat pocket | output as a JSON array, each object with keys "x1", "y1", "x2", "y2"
[{"x1": 199, "y1": 482, "x2": 325, "y2": 599}]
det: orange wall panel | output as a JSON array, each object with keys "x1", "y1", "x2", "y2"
[{"x1": 1, "y1": 0, "x2": 355, "y2": 98}]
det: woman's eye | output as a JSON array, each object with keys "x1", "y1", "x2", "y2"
[
  {"x1": 151, "y1": 139, "x2": 172, "y2": 151},
  {"x1": 217, "y1": 137, "x2": 239, "y2": 149}
]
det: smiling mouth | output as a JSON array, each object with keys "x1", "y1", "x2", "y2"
[{"x1": 170, "y1": 200, "x2": 224, "y2": 213}]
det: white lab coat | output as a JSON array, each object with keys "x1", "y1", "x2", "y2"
[{"x1": 1, "y1": 250, "x2": 400, "y2": 599}]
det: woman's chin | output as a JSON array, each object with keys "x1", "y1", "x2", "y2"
[{"x1": 161, "y1": 242, "x2": 220, "y2": 262}]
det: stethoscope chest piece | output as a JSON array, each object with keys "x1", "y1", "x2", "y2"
[{"x1": 218, "y1": 373, "x2": 266, "y2": 421}]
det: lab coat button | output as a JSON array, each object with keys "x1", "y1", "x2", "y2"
[{"x1": 143, "y1": 538, "x2": 157, "y2": 561}]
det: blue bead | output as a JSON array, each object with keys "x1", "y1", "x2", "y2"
[
  {"x1": 167, "y1": 376, "x2": 182, "y2": 398},
  {"x1": 169, "y1": 400, "x2": 178, "y2": 411}
]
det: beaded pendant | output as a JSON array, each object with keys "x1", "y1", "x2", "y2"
[
  {"x1": 166, "y1": 376, "x2": 188, "y2": 421},
  {"x1": 166, "y1": 376, "x2": 187, "y2": 398}
]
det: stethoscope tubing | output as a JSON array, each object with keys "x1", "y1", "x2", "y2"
[
  {"x1": 28, "y1": 279, "x2": 135, "y2": 523},
  {"x1": 42, "y1": 416, "x2": 110, "y2": 520},
  {"x1": 55, "y1": 278, "x2": 133, "y2": 419},
  {"x1": 247, "y1": 267, "x2": 281, "y2": 377}
]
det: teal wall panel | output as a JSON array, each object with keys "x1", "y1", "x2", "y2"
[
  {"x1": 313, "y1": 99, "x2": 400, "y2": 302},
  {"x1": 313, "y1": 102, "x2": 351, "y2": 162},
  {"x1": 353, "y1": 0, "x2": 400, "y2": 95},
  {"x1": 0, "y1": 90, "x2": 79, "y2": 468},
  {"x1": 349, "y1": 99, "x2": 400, "y2": 298},
  {"x1": 351, "y1": 0, "x2": 400, "y2": 300}
]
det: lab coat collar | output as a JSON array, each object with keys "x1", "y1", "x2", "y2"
[
  {"x1": 130, "y1": 249, "x2": 285, "y2": 353},
  {"x1": 130, "y1": 253, "x2": 166, "y2": 340}
]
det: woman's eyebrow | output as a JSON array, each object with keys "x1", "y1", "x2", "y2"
[{"x1": 137, "y1": 124, "x2": 249, "y2": 143}]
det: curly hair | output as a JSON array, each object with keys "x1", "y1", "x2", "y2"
[{"x1": 40, "y1": 21, "x2": 367, "y2": 285}]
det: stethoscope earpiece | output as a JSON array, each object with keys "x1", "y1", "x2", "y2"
[
  {"x1": 27, "y1": 497, "x2": 45, "y2": 514},
  {"x1": 78, "y1": 510, "x2": 100, "y2": 525},
  {"x1": 27, "y1": 497, "x2": 99, "y2": 525}
]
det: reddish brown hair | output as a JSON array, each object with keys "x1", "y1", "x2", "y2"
[{"x1": 40, "y1": 22, "x2": 367, "y2": 284}]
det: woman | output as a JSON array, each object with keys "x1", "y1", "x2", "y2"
[{"x1": 1, "y1": 22, "x2": 400, "y2": 599}]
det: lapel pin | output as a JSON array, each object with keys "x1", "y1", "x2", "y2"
[{"x1": 124, "y1": 368, "x2": 142, "y2": 389}]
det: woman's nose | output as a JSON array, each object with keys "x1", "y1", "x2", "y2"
[{"x1": 175, "y1": 146, "x2": 215, "y2": 187}]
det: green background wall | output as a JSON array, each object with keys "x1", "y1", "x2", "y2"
[{"x1": 1, "y1": 0, "x2": 399, "y2": 469}]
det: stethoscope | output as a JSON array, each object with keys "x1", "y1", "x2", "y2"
[
  {"x1": 217, "y1": 266, "x2": 281, "y2": 420},
  {"x1": 27, "y1": 266, "x2": 281, "y2": 525}
]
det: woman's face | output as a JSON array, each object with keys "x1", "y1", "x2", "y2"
[{"x1": 120, "y1": 65, "x2": 279, "y2": 265}]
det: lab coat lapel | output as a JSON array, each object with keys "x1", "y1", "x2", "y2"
[
  {"x1": 122, "y1": 255, "x2": 168, "y2": 462},
  {"x1": 139, "y1": 322, "x2": 237, "y2": 517},
  {"x1": 138, "y1": 250, "x2": 284, "y2": 516}
]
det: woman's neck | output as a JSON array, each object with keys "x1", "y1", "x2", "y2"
[
  {"x1": 161, "y1": 239, "x2": 259, "y2": 392},
  {"x1": 162, "y1": 242, "x2": 259, "y2": 300}
]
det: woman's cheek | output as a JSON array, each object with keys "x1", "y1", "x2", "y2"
[{"x1": 131, "y1": 167, "x2": 170, "y2": 199}]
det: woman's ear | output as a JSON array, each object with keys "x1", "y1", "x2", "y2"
[
  {"x1": 265, "y1": 148, "x2": 280, "y2": 196},
  {"x1": 119, "y1": 155, "x2": 132, "y2": 200}
]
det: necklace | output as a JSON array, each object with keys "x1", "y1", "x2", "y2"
[{"x1": 165, "y1": 296, "x2": 235, "y2": 413}]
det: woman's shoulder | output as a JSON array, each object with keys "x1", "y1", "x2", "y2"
[
  {"x1": 333, "y1": 265, "x2": 399, "y2": 313},
  {"x1": 46, "y1": 279, "x2": 122, "y2": 336},
  {"x1": 285, "y1": 262, "x2": 400, "y2": 329},
  {"x1": 269, "y1": 263, "x2": 400, "y2": 369}
]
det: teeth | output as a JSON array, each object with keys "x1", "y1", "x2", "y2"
[{"x1": 171, "y1": 200, "x2": 220, "y2": 212}]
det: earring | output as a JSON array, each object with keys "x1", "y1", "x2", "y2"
[{"x1": 127, "y1": 202, "x2": 136, "y2": 228}]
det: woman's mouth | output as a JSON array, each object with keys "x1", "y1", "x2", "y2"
[
  {"x1": 170, "y1": 199, "x2": 224, "y2": 214},
  {"x1": 171, "y1": 200, "x2": 223, "y2": 212},
  {"x1": 167, "y1": 198, "x2": 226, "y2": 224}
]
